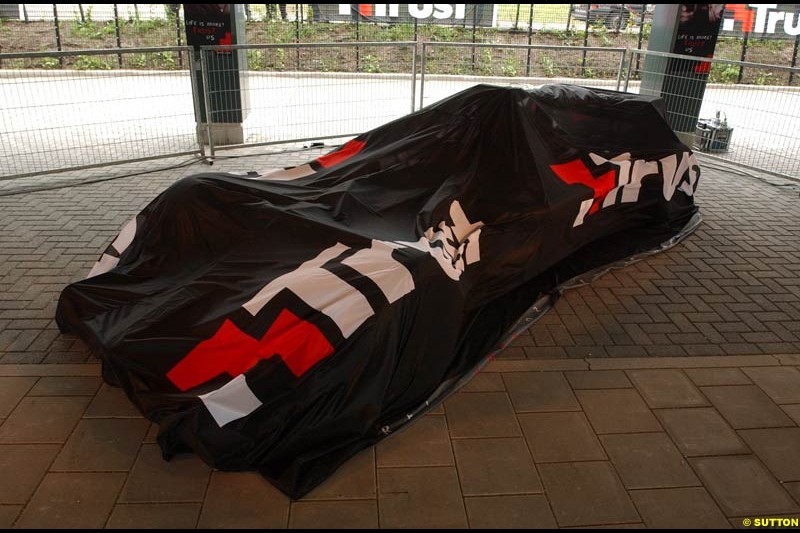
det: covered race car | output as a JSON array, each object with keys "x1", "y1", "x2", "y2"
[{"x1": 56, "y1": 84, "x2": 700, "y2": 499}]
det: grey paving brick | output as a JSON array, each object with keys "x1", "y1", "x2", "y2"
[
  {"x1": 464, "y1": 495, "x2": 556, "y2": 529},
  {"x1": 304, "y1": 448, "x2": 376, "y2": 500},
  {"x1": 452, "y1": 438, "x2": 541, "y2": 496},
  {"x1": 0, "y1": 396, "x2": 89, "y2": 443},
  {"x1": 630, "y1": 487, "x2": 730, "y2": 529},
  {"x1": 502, "y1": 372, "x2": 580, "y2": 412},
  {"x1": 601, "y1": 432, "x2": 699, "y2": 489},
  {"x1": 445, "y1": 392, "x2": 520, "y2": 439},
  {"x1": 742, "y1": 366, "x2": 800, "y2": 404},
  {"x1": 14, "y1": 472, "x2": 126, "y2": 529},
  {"x1": 0, "y1": 444, "x2": 60, "y2": 504},
  {"x1": 565, "y1": 370, "x2": 632, "y2": 389},
  {"x1": 627, "y1": 369, "x2": 709, "y2": 408},
  {"x1": 702, "y1": 385, "x2": 795, "y2": 429},
  {"x1": 378, "y1": 467, "x2": 467, "y2": 529},
  {"x1": 685, "y1": 367, "x2": 752, "y2": 386},
  {"x1": 0, "y1": 505, "x2": 21, "y2": 528},
  {"x1": 576, "y1": 389, "x2": 661, "y2": 434},
  {"x1": 289, "y1": 500, "x2": 378, "y2": 529},
  {"x1": 656, "y1": 407, "x2": 749, "y2": 456},
  {"x1": 376, "y1": 415, "x2": 453, "y2": 468},
  {"x1": 0, "y1": 377, "x2": 36, "y2": 417},
  {"x1": 107, "y1": 503, "x2": 201, "y2": 529},
  {"x1": 119, "y1": 444, "x2": 211, "y2": 503},
  {"x1": 198, "y1": 471, "x2": 290, "y2": 528},
  {"x1": 51, "y1": 418, "x2": 149, "y2": 472},
  {"x1": 519, "y1": 412, "x2": 606, "y2": 463},
  {"x1": 738, "y1": 428, "x2": 800, "y2": 482}
]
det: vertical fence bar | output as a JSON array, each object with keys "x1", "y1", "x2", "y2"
[
  {"x1": 525, "y1": 5, "x2": 534, "y2": 76},
  {"x1": 413, "y1": 18, "x2": 418, "y2": 42},
  {"x1": 738, "y1": 32, "x2": 749, "y2": 83},
  {"x1": 175, "y1": 7, "x2": 184, "y2": 68},
  {"x1": 615, "y1": 49, "x2": 626, "y2": 91},
  {"x1": 790, "y1": 36, "x2": 799, "y2": 85},
  {"x1": 188, "y1": 48, "x2": 205, "y2": 157},
  {"x1": 636, "y1": 7, "x2": 646, "y2": 72},
  {"x1": 113, "y1": 4, "x2": 123, "y2": 67},
  {"x1": 355, "y1": 8, "x2": 360, "y2": 72},
  {"x1": 581, "y1": 4, "x2": 590, "y2": 71},
  {"x1": 410, "y1": 42, "x2": 417, "y2": 113},
  {"x1": 623, "y1": 49, "x2": 635, "y2": 92},
  {"x1": 78, "y1": 4, "x2": 85, "y2": 22},
  {"x1": 471, "y1": 6, "x2": 478, "y2": 73},
  {"x1": 566, "y1": 4, "x2": 573, "y2": 32},
  {"x1": 200, "y1": 49, "x2": 215, "y2": 159},
  {"x1": 22, "y1": 4, "x2": 29, "y2": 22},
  {"x1": 419, "y1": 43, "x2": 427, "y2": 110},
  {"x1": 295, "y1": 4, "x2": 301, "y2": 68},
  {"x1": 52, "y1": 4, "x2": 63, "y2": 67},
  {"x1": 514, "y1": 4, "x2": 520, "y2": 30}
]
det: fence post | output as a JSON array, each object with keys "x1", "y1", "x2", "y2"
[
  {"x1": 581, "y1": 4, "x2": 590, "y2": 72},
  {"x1": 188, "y1": 48, "x2": 206, "y2": 157},
  {"x1": 790, "y1": 36, "x2": 799, "y2": 85},
  {"x1": 419, "y1": 43, "x2": 427, "y2": 110},
  {"x1": 52, "y1": 4, "x2": 63, "y2": 67},
  {"x1": 113, "y1": 4, "x2": 123, "y2": 67},
  {"x1": 172, "y1": 5, "x2": 183, "y2": 68},
  {"x1": 514, "y1": 5, "x2": 520, "y2": 30},
  {"x1": 737, "y1": 32, "x2": 749, "y2": 83},
  {"x1": 566, "y1": 4, "x2": 573, "y2": 32},
  {"x1": 200, "y1": 49, "x2": 215, "y2": 159},
  {"x1": 295, "y1": 4, "x2": 300, "y2": 69},
  {"x1": 410, "y1": 42, "x2": 417, "y2": 113},
  {"x1": 22, "y1": 4, "x2": 28, "y2": 22},
  {"x1": 623, "y1": 50, "x2": 635, "y2": 92},
  {"x1": 78, "y1": 4, "x2": 85, "y2": 23},
  {"x1": 635, "y1": 7, "x2": 646, "y2": 72},
  {"x1": 525, "y1": 5, "x2": 534, "y2": 76},
  {"x1": 615, "y1": 49, "x2": 626, "y2": 91},
  {"x1": 355, "y1": 7, "x2": 360, "y2": 72},
  {"x1": 471, "y1": 5, "x2": 478, "y2": 73}
]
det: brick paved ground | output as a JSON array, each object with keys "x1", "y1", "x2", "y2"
[{"x1": 1, "y1": 151, "x2": 800, "y2": 527}]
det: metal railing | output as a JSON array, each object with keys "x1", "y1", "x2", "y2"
[
  {"x1": 0, "y1": 46, "x2": 200, "y2": 179},
  {"x1": 1, "y1": 42, "x2": 799, "y2": 182},
  {"x1": 199, "y1": 42, "x2": 417, "y2": 158},
  {"x1": 623, "y1": 49, "x2": 800, "y2": 179},
  {"x1": 418, "y1": 42, "x2": 627, "y2": 109}
]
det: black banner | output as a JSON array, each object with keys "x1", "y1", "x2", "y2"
[
  {"x1": 183, "y1": 3, "x2": 233, "y2": 48},
  {"x1": 57, "y1": 84, "x2": 700, "y2": 499}
]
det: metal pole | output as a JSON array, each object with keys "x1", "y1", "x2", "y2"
[
  {"x1": 113, "y1": 4, "x2": 123, "y2": 67},
  {"x1": 581, "y1": 4, "x2": 589, "y2": 72},
  {"x1": 295, "y1": 4, "x2": 300, "y2": 68},
  {"x1": 52, "y1": 4, "x2": 63, "y2": 67},
  {"x1": 78, "y1": 4, "x2": 85, "y2": 23},
  {"x1": 188, "y1": 48, "x2": 206, "y2": 157},
  {"x1": 635, "y1": 7, "x2": 645, "y2": 72},
  {"x1": 615, "y1": 49, "x2": 626, "y2": 91},
  {"x1": 471, "y1": 5, "x2": 478, "y2": 73},
  {"x1": 526, "y1": 5, "x2": 534, "y2": 76},
  {"x1": 200, "y1": 50, "x2": 215, "y2": 159},
  {"x1": 515, "y1": 5, "x2": 520, "y2": 30},
  {"x1": 356, "y1": 6, "x2": 360, "y2": 72},
  {"x1": 738, "y1": 32, "x2": 749, "y2": 84},
  {"x1": 790, "y1": 36, "x2": 799, "y2": 85},
  {"x1": 413, "y1": 18, "x2": 418, "y2": 42},
  {"x1": 175, "y1": 6, "x2": 183, "y2": 68},
  {"x1": 410, "y1": 43, "x2": 417, "y2": 113},
  {"x1": 419, "y1": 43, "x2": 427, "y2": 110},
  {"x1": 566, "y1": 4, "x2": 573, "y2": 32},
  {"x1": 623, "y1": 49, "x2": 635, "y2": 92},
  {"x1": 22, "y1": 4, "x2": 28, "y2": 22}
]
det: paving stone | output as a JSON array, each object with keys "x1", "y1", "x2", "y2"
[
  {"x1": 14, "y1": 472, "x2": 125, "y2": 529},
  {"x1": 702, "y1": 385, "x2": 795, "y2": 429},
  {"x1": 464, "y1": 495, "x2": 556, "y2": 529},
  {"x1": 627, "y1": 369, "x2": 709, "y2": 408},
  {"x1": 565, "y1": 370, "x2": 632, "y2": 390},
  {"x1": 576, "y1": 389, "x2": 661, "y2": 434},
  {"x1": 630, "y1": 487, "x2": 730, "y2": 529},
  {"x1": 0, "y1": 377, "x2": 36, "y2": 417},
  {"x1": 539, "y1": 461, "x2": 640, "y2": 528},
  {"x1": 27, "y1": 376, "x2": 101, "y2": 396},
  {"x1": 106, "y1": 503, "x2": 201, "y2": 529},
  {"x1": 84, "y1": 384, "x2": 143, "y2": 418},
  {"x1": 600, "y1": 433, "x2": 699, "y2": 489},
  {"x1": 691, "y1": 456, "x2": 799, "y2": 516},
  {"x1": 452, "y1": 438, "x2": 541, "y2": 496},
  {"x1": 119, "y1": 444, "x2": 211, "y2": 503},
  {"x1": 518, "y1": 412, "x2": 606, "y2": 463},
  {"x1": 289, "y1": 500, "x2": 378, "y2": 529},
  {"x1": 0, "y1": 505, "x2": 21, "y2": 528},
  {"x1": 445, "y1": 392, "x2": 520, "y2": 438},
  {"x1": 305, "y1": 448, "x2": 375, "y2": 500},
  {"x1": 51, "y1": 418, "x2": 149, "y2": 471},
  {"x1": 685, "y1": 368, "x2": 752, "y2": 386},
  {"x1": 460, "y1": 372, "x2": 505, "y2": 392},
  {"x1": 376, "y1": 415, "x2": 453, "y2": 467},
  {"x1": 502, "y1": 372, "x2": 580, "y2": 412},
  {"x1": 0, "y1": 396, "x2": 89, "y2": 443},
  {"x1": 743, "y1": 367, "x2": 800, "y2": 404},
  {"x1": 656, "y1": 408, "x2": 749, "y2": 456},
  {"x1": 738, "y1": 428, "x2": 800, "y2": 482},
  {"x1": 198, "y1": 471, "x2": 289, "y2": 528},
  {"x1": 378, "y1": 467, "x2": 467, "y2": 529},
  {"x1": 783, "y1": 404, "x2": 800, "y2": 426},
  {"x1": 0, "y1": 444, "x2": 60, "y2": 504},
  {"x1": 787, "y1": 483, "x2": 800, "y2": 506}
]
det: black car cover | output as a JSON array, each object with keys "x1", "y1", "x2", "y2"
[{"x1": 56, "y1": 84, "x2": 701, "y2": 498}]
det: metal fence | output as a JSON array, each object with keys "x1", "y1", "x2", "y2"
[
  {"x1": 1, "y1": 42, "x2": 799, "y2": 182},
  {"x1": 623, "y1": 49, "x2": 800, "y2": 179},
  {"x1": 199, "y1": 42, "x2": 417, "y2": 157},
  {"x1": 0, "y1": 46, "x2": 200, "y2": 179},
  {"x1": 418, "y1": 42, "x2": 626, "y2": 109}
]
